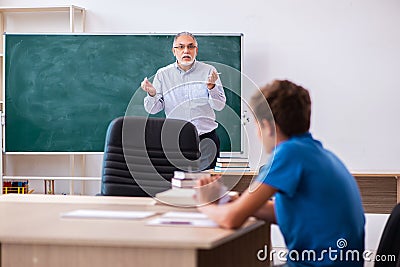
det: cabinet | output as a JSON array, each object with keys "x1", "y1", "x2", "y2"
[
  {"x1": 0, "y1": 5, "x2": 89, "y2": 195},
  {"x1": 220, "y1": 171, "x2": 400, "y2": 214}
]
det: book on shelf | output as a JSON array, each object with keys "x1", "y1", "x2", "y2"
[
  {"x1": 215, "y1": 161, "x2": 249, "y2": 168},
  {"x1": 216, "y1": 157, "x2": 249, "y2": 163},
  {"x1": 171, "y1": 177, "x2": 198, "y2": 188},
  {"x1": 173, "y1": 171, "x2": 211, "y2": 180}
]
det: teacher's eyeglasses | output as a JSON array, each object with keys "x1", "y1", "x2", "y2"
[{"x1": 173, "y1": 44, "x2": 197, "y2": 51}]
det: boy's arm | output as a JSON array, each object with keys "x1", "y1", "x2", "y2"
[
  {"x1": 253, "y1": 199, "x2": 277, "y2": 224},
  {"x1": 198, "y1": 181, "x2": 277, "y2": 229}
]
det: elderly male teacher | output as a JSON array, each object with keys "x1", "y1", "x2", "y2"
[{"x1": 141, "y1": 31, "x2": 226, "y2": 170}]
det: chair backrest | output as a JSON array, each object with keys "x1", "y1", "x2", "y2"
[
  {"x1": 374, "y1": 203, "x2": 400, "y2": 267},
  {"x1": 100, "y1": 116, "x2": 200, "y2": 197}
]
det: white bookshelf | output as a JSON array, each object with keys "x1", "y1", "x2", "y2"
[{"x1": 0, "y1": 5, "x2": 87, "y2": 195}]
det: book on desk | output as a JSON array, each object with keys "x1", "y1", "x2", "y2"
[
  {"x1": 216, "y1": 157, "x2": 249, "y2": 163},
  {"x1": 216, "y1": 161, "x2": 249, "y2": 168},
  {"x1": 214, "y1": 157, "x2": 250, "y2": 172},
  {"x1": 171, "y1": 171, "x2": 210, "y2": 188},
  {"x1": 174, "y1": 171, "x2": 210, "y2": 179},
  {"x1": 156, "y1": 170, "x2": 239, "y2": 206},
  {"x1": 171, "y1": 178, "x2": 198, "y2": 188}
]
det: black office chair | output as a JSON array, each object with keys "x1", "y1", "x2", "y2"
[
  {"x1": 100, "y1": 116, "x2": 200, "y2": 197},
  {"x1": 374, "y1": 203, "x2": 400, "y2": 267}
]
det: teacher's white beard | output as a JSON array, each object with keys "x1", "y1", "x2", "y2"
[{"x1": 179, "y1": 57, "x2": 196, "y2": 67}]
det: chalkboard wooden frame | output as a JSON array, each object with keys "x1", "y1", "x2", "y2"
[{"x1": 4, "y1": 33, "x2": 243, "y2": 153}]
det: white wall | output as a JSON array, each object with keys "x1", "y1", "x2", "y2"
[{"x1": 2, "y1": 0, "x2": 400, "y2": 172}]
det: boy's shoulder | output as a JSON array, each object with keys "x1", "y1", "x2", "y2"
[
  {"x1": 277, "y1": 133, "x2": 323, "y2": 157},
  {"x1": 278, "y1": 135, "x2": 309, "y2": 151}
]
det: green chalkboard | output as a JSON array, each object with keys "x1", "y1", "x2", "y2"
[{"x1": 5, "y1": 34, "x2": 242, "y2": 152}]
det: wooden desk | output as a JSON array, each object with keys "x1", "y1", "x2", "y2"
[
  {"x1": 215, "y1": 171, "x2": 400, "y2": 214},
  {"x1": 0, "y1": 194, "x2": 270, "y2": 267}
]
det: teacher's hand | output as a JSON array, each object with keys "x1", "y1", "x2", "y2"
[
  {"x1": 207, "y1": 70, "x2": 219, "y2": 90},
  {"x1": 141, "y1": 77, "x2": 156, "y2": 96}
]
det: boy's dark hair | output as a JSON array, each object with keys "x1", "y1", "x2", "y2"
[{"x1": 251, "y1": 80, "x2": 311, "y2": 137}]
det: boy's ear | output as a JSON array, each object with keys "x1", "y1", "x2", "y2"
[{"x1": 261, "y1": 119, "x2": 274, "y2": 136}]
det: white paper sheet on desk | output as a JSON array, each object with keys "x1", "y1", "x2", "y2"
[
  {"x1": 161, "y1": 211, "x2": 209, "y2": 219},
  {"x1": 61, "y1": 209, "x2": 156, "y2": 220},
  {"x1": 147, "y1": 211, "x2": 218, "y2": 227}
]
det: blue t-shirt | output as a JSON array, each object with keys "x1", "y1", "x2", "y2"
[{"x1": 258, "y1": 133, "x2": 365, "y2": 267}]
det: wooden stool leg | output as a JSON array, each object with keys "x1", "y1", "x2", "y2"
[{"x1": 51, "y1": 180, "x2": 55, "y2": 195}]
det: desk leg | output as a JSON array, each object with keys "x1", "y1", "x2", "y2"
[{"x1": 396, "y1": 176, "x2": 400, "y2": 203}]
